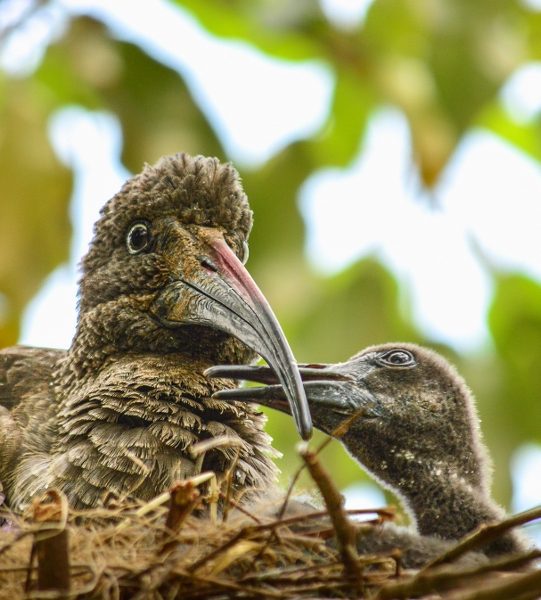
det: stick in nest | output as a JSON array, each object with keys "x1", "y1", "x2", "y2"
[
  {"x1": 29, "y1": 490, "x2": 70, "y2": 596},
  {"x1": 298, "y1": 442, "x2": 363, "y2": 590},
  {"x1": 423, "y1": 504, "x2": 541, "y2": 570},
  {"x1": 164, "y1": 473, "x2": 217, "y2": 556}
]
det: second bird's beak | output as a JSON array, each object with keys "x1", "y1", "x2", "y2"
[
  {"x1": 151, "y1": 233, "x2": 312, "y2": 440},
  {"x1": 205, "y1": 361, "x2": 356, "y2": 418}
]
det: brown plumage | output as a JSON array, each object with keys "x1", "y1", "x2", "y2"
[
  {"x1": 208, "y1": 342, "x2": 531, "y2": 563},
  {"x1": 0, "y1": 153, "x2": 311, "y2": 511}
]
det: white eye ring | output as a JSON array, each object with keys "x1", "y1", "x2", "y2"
[
  {"x1": 241, "y1": 240, "x2": 249, "y2": 265},
  {"x1": 126, "y1": 222, "x2": 151, "y2": 255},
  {"x1": 379, "y1": 349, "x2": 416, "y2": 367}
]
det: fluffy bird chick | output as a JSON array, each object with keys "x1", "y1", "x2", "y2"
[
  {"x1": 0, "y1": 153, "x2": 311, "y2": 510},
  {"x1": 208, "y1": 342, "x2": 530, "y2": 559}
]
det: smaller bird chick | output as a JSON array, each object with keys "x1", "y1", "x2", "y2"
[{"x1": 207, "y1": 343, "x2": 530, "y2": 559}]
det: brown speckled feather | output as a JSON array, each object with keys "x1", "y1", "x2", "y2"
[
  {"x1": 0, "y1": 154, "x2": 282, "y2": 510},
  {"x1": 3, "y1": 352, "x2": 276, "y2": 509}
]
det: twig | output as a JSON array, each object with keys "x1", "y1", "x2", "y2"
[
  {"x1": 424, "y1": 504, "x2": 541, "y2": 569},
  {"x1": 208, "y1": 476, "x2": 220, "y2": 524},
  {"x1": 274, "y1": 408, "x2": 357, "y2": 522},
  {"x1": 159, "y1": 474, "x2": 216, "y2": 558},
  {"x1": 463, "y1": 548, "x2": 541, "y2": 575},
  {"x1": 298, "y1": 443, "x2": 363, "y2": 589},
  {"x1": 240, "y1": 558, "x2": 342, "y2": 583},
  {"x1": 187, "y1": 525, "x2": 257, "y2": 574},
  {"x1": 190, "y1": 435, "x2": 245, "y2": 457},
  {"x1": 275, "y1": 456, "x2": 306, "y2": 522},
  {"x1": 31, "y1": 490, "x2": 70, "y2": 597},
  {"x1": 115, "y1": 471, "x2": 214, "y2": 533},
  {"x1": 222, "y1": 449, "x2": 240, "y2": 523},
  {"x1": 249, "y1": 412, "x2": 372, "y2": 572},
  {"x1": 459, "y1": 568, "x2": 541, "y2": 600},
  {"x1": 164, "y1": 480, "x2": 202, "y2": 533},
  {"x1": 159, "y1": 480, "x2": 204, "y2": 559},
  {"x1": 331, "y1": 407, "x2": 370, "y2": 439},
  {"x1": 114, "y1": 491, "x2": 170, "y2": 533},
  {"x1": 175, "y1": 569, "x2": 284, "y2": 599},
  {"x1": 0, "y1": 0, "x2": 47, "y2": 45},
  {"x1": 223, "y1": 497, "x2": 263, "y2": 525},
  {"x1": 376, "y1": 549, "x2": 541, "y2": 600}
]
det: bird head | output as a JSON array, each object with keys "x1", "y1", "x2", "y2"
[
  {"x1": 206, "y1": 342, "x2": 489, "y2": 491},
  {"x1": 75, "y1": 153, "x2": 311, "y2": 440}
]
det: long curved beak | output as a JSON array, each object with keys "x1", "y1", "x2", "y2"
[
  {"x1": 206, "y1": 360, "x2": 382, "y2": 435},
  {"x1": 205, "y1": 362, "x2": 353, "y2": 415},
  {"x1": 151, "y1": 236, "x2": 312, "y2": 440}
]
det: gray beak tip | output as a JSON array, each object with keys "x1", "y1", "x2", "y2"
[{"x1": 299, "y1": 422, "x2": 313, "y2": 440}]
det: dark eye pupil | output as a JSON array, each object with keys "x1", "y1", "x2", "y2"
[
  {"x1": 127, "y1": 223, "x2": 150, "y2": 254},
  {"x1": 390, "y1": 352, "x2": 408, "y2": 364},
  {"x1": 380, "y1": 350, "x2": 414, "y2": 367}
]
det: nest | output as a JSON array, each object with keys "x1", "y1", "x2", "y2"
[{"x1": 1, "y1": 445, "x2": 540, "y2": 599}]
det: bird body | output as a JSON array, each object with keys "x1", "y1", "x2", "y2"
[
  {"x1": 1, "y1": 348, "x2": 275, "y2": 510},
  {"x1": 208, "y1": 342, "x2": 531, "y2": 559},
  {"x1": 0, "y1": 153, "x2": 311, "y2": 511}
]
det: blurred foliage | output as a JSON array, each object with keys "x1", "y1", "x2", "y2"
[
  {"x1": 1, "y1": 0, "x2": 541, "y2": 509},
  {"x1": 38, "y1": 18, "x2": 225, "y2": 169},
  {"x1": 0, "y1": 73, "x2": 71, "y2": 346}
]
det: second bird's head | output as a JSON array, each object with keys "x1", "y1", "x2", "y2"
[
  {"x1": 207, "y1": 343, "x2": 488, "y2": 492},
  {"x1": 76, "y1": 153, "x2": 311, "y2": 439}
]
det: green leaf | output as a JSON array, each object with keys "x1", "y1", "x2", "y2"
[
  {"x1": 489, "y1": 273, "x2": 541, "y2": 444},
  {"x1": 478, "y1": 102, "x2": 541, "y2": 162},
  {"x1": 292, "y1": 257, "x2": 421, "y2": 362},
  {"x1": 310, "y1": 67, "x2": 374, "y2": 167},
  {"x1": 0, "y1": 75, "x2": 72, "y2": 346},
  {"x1": 171, "y1": 0, "x2": 324, "y2": 61},
  {"x1": 1, "y1": 14, "x2": 228, "y2": 344},
  {"x1": 363, "y1": 0, "x2": 529, "y2": 185},
  {"x1": 36, "y1": 17, "x2": 225, "y2": 170},
  {"x1": 480, "y1": 273, "x2": 541, "y2": 502}
]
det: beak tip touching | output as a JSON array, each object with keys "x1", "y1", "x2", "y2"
[{"x1": 205, "y1": 366, "x2": 313, "y2": 439}]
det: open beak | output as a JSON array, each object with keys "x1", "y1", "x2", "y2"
[
  {"x1": 205, "y1": 361, "x2": 356, "y2": 417},
  {"x1": 151, "y1": 235, "x2": 312, "y2": 440}
]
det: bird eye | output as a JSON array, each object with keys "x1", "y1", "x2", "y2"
[
  {"x1": 379, "y1": 349, "x2": 416, "y2": 367},
  {"x1": 126, "y1": 222, "x2": 151, "y2": 255},
  {"x1": 241, "y1": 240, "x2": 249, "y2": 265}
]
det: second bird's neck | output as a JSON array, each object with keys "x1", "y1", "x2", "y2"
[{"x1": 398, "y1": 465, "x2": 525, "y2": 555}]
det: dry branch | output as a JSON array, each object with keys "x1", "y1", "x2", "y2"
[
  {"x1": 0, "y1": 476, "x2": 537, "y2": 599},
  {"x1": 298, "y1": 442, "x2": 363, "y2": 591},
  {"x1": 424, "y1": 504, "x2": 541, "y2": 569},
  {"x1": 31, "y1": 490, "x2": 70, "y2": 597}
]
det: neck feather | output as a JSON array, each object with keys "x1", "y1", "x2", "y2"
[
  {"x1": 398, "y1": 461, "x2": 526, "y2": 555},
  {"x1": 59, "y1": 296, "x2": 254, "y2": 388}
]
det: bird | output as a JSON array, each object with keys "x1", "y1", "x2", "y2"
[
  {"x1": 0, "y1": 152, "x2": 312, "y2": 511},
  {"x1": 206, "y1": 342, "x2": 530, "y2": 561}
]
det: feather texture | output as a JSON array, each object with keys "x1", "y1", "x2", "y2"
[{"x1": 0, "y1": 154, "x2": 281, "y2": 510}]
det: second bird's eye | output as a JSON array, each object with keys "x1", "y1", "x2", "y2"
[
  {"x1": 126, "y1": 222, "x2": 151, "y2": 254},
  {"x1": 379, "y1": 349, "x2": 416, "y2": 367}
]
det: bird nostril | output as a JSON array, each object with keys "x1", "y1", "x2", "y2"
[{"x1": 199, "y1": 256, "x2": 218, "y2": 273}]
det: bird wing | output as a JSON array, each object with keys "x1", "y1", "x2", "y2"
[
  {"x1": 46, "y1": 353, "x2": 278, "y2": 508},
  {"x1": 0, "y1": 346, "x2": 64, "y2": 504},
  {"x1": 0, "y1": 345, "x2": 64, "y2": 410}
]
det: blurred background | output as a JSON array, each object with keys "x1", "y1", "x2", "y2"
[{"x1": 1, "y1": 0, "x2": 540, "y2": 538}]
